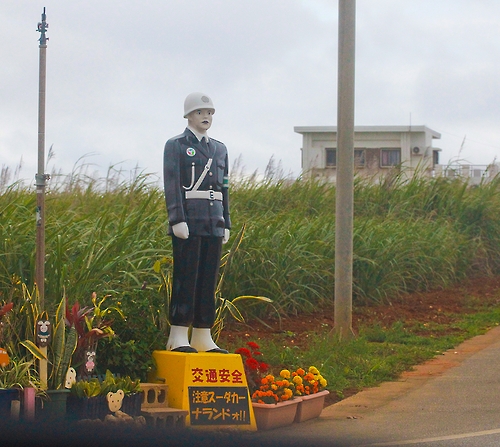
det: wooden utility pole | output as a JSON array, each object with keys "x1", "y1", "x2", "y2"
[
  {"x1": 35, "y1": 7, "x2": 49, "y2": 309},
  {"x1": 36, "y1": 7, "x2": 49, "y2": 388},
  {"x1": 334, "y1": 0, "x2": 356, "y2": 339}
]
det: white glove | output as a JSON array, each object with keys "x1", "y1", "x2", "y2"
[
  {"x1": 222, "y1": 228, "x2": 230, "y2": 245},
  {"x1": 172, "y1": 222, "x2": 189, "y2": 239}
]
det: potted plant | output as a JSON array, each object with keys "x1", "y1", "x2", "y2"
[
  {"x1": 23, "y1": 292, "x2": 121, "y2": 379},
  {"x1": 20, "y1": 294, "x2": 78, "y2": 419},
  {"x1": 291, "y1": 366, "x2": 329, "y2": 423},
  {"x1": 235, "y1": 341, "x2": 329, "y2": 429},
  {"x1": 67, "y1": 377, "x2": 105, "y2": 420},
  {"x1": 59, "y1": 292, "x2": 122, "y2": 380},
  {"x1": 0, "y1": 357, "x2": 43, "y2": 419},
  {"x1": 250, "y1": 370, "x2": 301, "y2": 430},
  {"x1": 100, "y1": 369, "x2": 142, "y2": 416},
  {"x1": 1, "y1": 296, "x2": 44, "y2": 420},
  {"x1": 236, "y1": 341, "x2": 300, "y2": 430},
  {"x1": 67, "y1": 370, "x2": 142, "y2": 420}
]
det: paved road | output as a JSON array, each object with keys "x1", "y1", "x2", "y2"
[
  {"x1": 5, "y1": 326, "x2": 500, "y2": 447},
  {"x1": 257, "y1": 325, "x2": 500, "y2": 447}
]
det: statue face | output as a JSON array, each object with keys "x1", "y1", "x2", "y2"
[{"x1": 187, "y1": 108, "x2": 214, "y2": 134}]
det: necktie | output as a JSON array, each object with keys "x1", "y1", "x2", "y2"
[{"x1": 201, "y1": 137, "x2": 209, "y2": 151}]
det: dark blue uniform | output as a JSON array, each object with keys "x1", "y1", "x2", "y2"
[{"x1": 163, "y1": 128, "x2": 231, "y2": 328}]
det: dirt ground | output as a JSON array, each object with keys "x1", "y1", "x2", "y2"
[{"x1": 219, "y1": 276, "x2": 500, "y2": 407}]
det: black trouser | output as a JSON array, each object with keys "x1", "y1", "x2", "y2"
[{"x1": 170, "y1": 235, "x2": 222, "y2": 328}]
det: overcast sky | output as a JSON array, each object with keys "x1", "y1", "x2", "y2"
[{"x1": 3, "y1": 1, "x2": 500, "y2": 185}]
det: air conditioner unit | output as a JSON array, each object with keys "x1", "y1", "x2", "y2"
[{"x1": 412, "y1": 146, "x2": 421, "y2": 155}]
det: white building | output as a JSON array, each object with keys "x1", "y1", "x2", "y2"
[{"x1": 294, "y1": 125, "x2": 441, "y2": 183}]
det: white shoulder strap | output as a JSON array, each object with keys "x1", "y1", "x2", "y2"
[{"x1": 191, "y1": 158, "x2": 213, "y2": 192}]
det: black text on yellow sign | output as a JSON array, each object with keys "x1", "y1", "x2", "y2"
[{"x1": 188, "y1": 386, "x2": 251, "y2": 426}]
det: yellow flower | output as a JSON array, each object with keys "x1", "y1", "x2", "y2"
[
  {"x1": 320, "y1": 378, "x2": 328, "y2": 387},
  {"x1": 293, "y1": 376, "x2": 303, "y2": 385},
  {"x1": 280, "y1": 369, "x2": 291, "y2": 379},
  {"x1": 309, "y1": 366, "x2": 319, "y2": 375}
]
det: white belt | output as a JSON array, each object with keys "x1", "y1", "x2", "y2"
[{"x1": 185, "y1": 190, "x2": 223, "y2": 201}]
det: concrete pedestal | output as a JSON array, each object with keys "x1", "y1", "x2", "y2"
[{"x1": 151, "y1": 350, "x2": 256, "y2": 430}]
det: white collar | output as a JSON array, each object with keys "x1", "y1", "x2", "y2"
[{"x1": 187, "y1": 126, "x2": 209, "y2": 143}]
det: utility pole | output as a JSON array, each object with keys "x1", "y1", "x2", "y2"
[
  {"x1": 334, "y1": 0, "x2": 356, "y2": 339},
  {"x1": 35, "y1": 7, "x2": 49, "y2": 309},
  {"x1": 36, "y1": 7, "x2": 50, "y2": 388}
]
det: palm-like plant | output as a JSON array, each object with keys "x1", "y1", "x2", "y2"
[
  {"x1": 68, "y1": 293, "x2": 123, "y2": 378},
  {"x1": 0, "y1": 357, "x2": 42, "y2": 391},
  {"x1": 21, "y1": 295, "x2": 78, "y2": 390}
]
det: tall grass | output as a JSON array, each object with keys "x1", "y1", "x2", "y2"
[
  {"x1": 2, "y1": 168, "x2": 500, "y2": 314},
  {"x1": 2, "y1": 165, "x2": 500, "y2": 376}
]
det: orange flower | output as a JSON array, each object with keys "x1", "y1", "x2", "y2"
[
  {"x1": 252, "y1": 372, "x2": 296, "y2": 404},
  {"x1": 291, "y1": 366, "x2": 327, "y2": 396}
]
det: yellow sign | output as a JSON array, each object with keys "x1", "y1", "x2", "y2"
[{"x1": 151, "y1": 351, "x2": 257, "y2": 430}]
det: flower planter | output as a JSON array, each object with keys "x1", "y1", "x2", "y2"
[
  {"x1": 39, "y1": 389, "x2": 70, "y2": 421},
  {"x1": 67, "y1": 394, "x2": 107, "y2": 420},
  {"x1": 121, "y1": 391, "x2": 143, "y2": 417},
  {"x1": 66, "y1": 392, "x2": 143, "y2": 420},
  {"x1": 294, "y1": 390, "x2": 329, "y2": 423},
  {"x1": 252, "y1": 398, "x2": 301, "y2": 430}
]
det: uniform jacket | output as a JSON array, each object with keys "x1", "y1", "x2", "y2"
[{"x1": 163, "y1": 128, "x2": 231, "y2": 237}]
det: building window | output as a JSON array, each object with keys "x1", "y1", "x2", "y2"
[
  {"x1": 380, "y1": 149, "x2": 401, "y2": 167},
  {"x1": 433, "y1": 150, "x2": 439, "y2": 167},
  {"x1": 354, "y1": 149, "x2": 365, "y2": 167},
  {"x1": 325, "y1": 148, "x2": 365, "y2": 168},
  {"x1": 326, "y1": 148, "x2": 336, "y2": 167}
]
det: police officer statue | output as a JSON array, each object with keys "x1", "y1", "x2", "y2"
[{"x1": 163, "y1": 92, "x2": 230, "y2": 353}]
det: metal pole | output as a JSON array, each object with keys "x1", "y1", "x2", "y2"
[
  {"x1": 334, "y1": 0, "x2": 356, "y2": 339},
  {"x1": 36, "y1": 7, "x2": 49, "y2": 388},
  {"x1": 36, "y1": 8, "x2": 49, "y2": 309}
]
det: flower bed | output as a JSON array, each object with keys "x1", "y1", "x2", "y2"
[{"x1": 235, "y1": 341, "x2": 329, "y2": 429}]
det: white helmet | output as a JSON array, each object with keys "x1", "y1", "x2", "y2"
[{"x1": 183, "y1": 92, "x2": 215, "y2": 118}]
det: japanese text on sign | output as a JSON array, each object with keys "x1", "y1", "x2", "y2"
[
  {"x1": 191, "y1": 367, "x2": 243, "y2": 384},
  {"x1": 188, "y1": 386, "x2": 250, "y2": 425}
]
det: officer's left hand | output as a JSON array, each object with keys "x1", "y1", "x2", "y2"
[{"x1": 222, "y1": 229, "x2": 230, "y2": 244}]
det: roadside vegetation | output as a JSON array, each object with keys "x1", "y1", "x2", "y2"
[{"x1": 2, "y1": 163, "x2": 500, "y2": 399}]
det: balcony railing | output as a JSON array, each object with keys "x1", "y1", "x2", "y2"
[{"x1": 433, "y1": 164, "x2": 500, "y2": 184}]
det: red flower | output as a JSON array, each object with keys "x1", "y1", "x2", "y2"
[
  {"x1": 235, "y1": 347, "x2": 251, "y2": 358},
  {"x1": 259, "y1": 362, "x2": 269, "y2": 372},
  {"x1": 245, "y1": 357, "x2": 260, "y2": 370},
  {"x1": 235, "y1": 341, "x2": 270, "y2": 394}
]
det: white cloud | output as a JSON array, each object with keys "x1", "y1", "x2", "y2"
[{"x1": 2, "y1": 0, "x2": 500, "y2": 185}]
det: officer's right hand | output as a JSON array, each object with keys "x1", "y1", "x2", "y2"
[{"x1": 172, "y1": 222, "x2": 189, "y2": 239}]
